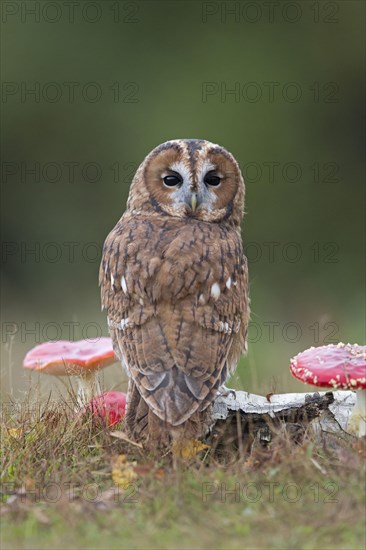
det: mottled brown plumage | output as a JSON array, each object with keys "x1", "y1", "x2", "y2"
[{"x1": 99, "y1": 139, "x2": 249, "y2": 448}]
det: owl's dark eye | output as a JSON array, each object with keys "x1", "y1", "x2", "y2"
[
  {"x1": 163, "y1": 174, "x2": 182, "y2": 187},
  {"x1": 204, "y1": 173, "x2": 221, "y2": 187}
]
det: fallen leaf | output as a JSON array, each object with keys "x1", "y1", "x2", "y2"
[
  {"x1": 111, "y1": 454, "x2": 137, "y2": 489},
  {"x1": 7, "y1": 427, "x2": 23, "y2": 439},
  {"x1": 172, "y1": 439, "x2": 210, "y2": 460}
]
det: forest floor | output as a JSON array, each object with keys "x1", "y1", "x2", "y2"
[{"x1": 1, "y1": 393, "x2": 365, "y2": 550}]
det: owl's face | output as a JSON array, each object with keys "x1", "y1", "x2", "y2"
[{"x1": 127, "y1": 139, "x2": 245, "y2": 225}]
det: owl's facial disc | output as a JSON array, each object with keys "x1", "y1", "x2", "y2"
[{"x1": 141, "y1": 140, "x2": 244, "y2": 222}]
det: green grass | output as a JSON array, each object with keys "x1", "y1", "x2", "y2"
[{"x1": 1, "y1": 393, "x2": 365, "y2": 550}]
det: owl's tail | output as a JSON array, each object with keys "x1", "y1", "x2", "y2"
[{"x1": 124, "y1": 380, "x2": 212, "y2": 451}]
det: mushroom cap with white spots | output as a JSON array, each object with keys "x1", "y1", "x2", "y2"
[
  {"x1": 23, "y1": 338, "x2": 117, "y2": 376},
  {"x1": 290, "y1": 343, "x2": 366, "y2": 390}
]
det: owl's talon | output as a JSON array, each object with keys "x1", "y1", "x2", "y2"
[{"x1": 218, "y1": 385, "x2": 237, "y2": 400}]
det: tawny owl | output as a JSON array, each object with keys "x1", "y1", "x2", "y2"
[{"x1": 99, "y1": 139, "x2": 249, "y2": 448}]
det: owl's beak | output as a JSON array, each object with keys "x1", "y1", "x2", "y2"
[{"x1": 190, "y1": 192, "x2": 197, "y2": 212}]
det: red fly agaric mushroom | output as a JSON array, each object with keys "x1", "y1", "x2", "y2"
[
  {"x1": 86, "y1": 391, "x2": 127, "y2": 427},
  {"x1": 290, "y1": 343, "x2": 366, "y2": 436},
  {"x1": 23, "y1": 338, "x2": 117, "y2": 404}
]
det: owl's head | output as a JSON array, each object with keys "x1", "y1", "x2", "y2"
[{"x1": 127, "y1": 139, "x2": 245, "y2": 225}]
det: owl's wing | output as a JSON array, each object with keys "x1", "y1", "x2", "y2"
[{"x1": 100, "y1": 216, "x2": 249, "y2": 426}]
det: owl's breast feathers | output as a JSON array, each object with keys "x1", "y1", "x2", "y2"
[{"x1": 99, "y1": 213, "x2": 249, "y2": 426}]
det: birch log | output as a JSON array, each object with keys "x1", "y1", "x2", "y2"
[
  {"x1": 210, "y1": 390, "x2": 357, "y2": 451},
  {"x1": 213, "y1": 390, "x2": 356, "y2": 428}
]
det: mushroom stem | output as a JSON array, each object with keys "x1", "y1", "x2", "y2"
[
  {"x1": 77, "y1": 371, "x2": 101, "y2": 404},
  {"x1": 348, "y1": 390, "x2": 366, "y2": 437}
]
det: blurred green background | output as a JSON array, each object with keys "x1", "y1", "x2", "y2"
[{"x1": 1, "y1": 0, "x2": 364, "y2": 399}]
